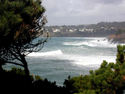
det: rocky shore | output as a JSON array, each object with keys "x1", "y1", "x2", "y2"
[{"x1": 108, "y1": 33, "x2": 125, "y2": 43}]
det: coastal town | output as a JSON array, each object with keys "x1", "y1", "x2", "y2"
[{"x1": 45, "y1": 22, "x2": 125, "y2": 43}]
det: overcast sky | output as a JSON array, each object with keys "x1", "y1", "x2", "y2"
[{"x1": 43, "y1": 0, "x2": 125, "y2": 26}]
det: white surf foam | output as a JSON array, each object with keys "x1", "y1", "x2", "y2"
[
  {"x1": 50, "y1": 52, "x2": 116, "y2": 67},
  {"x1": 63, "y1": 38, "x2": 117, "y2": 48},
  {"x1": 28, "y1": 48, "x2": 116, "y2": 68},
  {"x1": 28, "y1": 50, "x2": 63, "y2": 57},
  {"x1": 69, "y1": 55, "x2": 116, "y2": 67}
]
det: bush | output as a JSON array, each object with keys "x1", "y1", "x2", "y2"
[{"x1": 64, "y1": 45, "x2": 125, "y2": 94}]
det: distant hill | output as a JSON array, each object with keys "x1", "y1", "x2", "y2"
[{"x1": 45, "y1": 21, "x2": 125, "y2": 43}]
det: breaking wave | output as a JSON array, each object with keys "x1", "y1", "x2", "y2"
[
  {"x1": 28, "y1": 50, "x2": 63, "y2": 57},
  {"x1": 63, "y1": 38, "x2": 117, "y2": 48},
  {"x1": 28, "y1": 37, "x2": 118, "y2": 67},
  {"x1": 28, "y1": 50, "x2": 116, "y2": 67}
]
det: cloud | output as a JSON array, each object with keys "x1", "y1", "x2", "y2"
[
  {"x1": 95, "y1": 0, "x2": 123, "y2": 4},
  {"x1": 43, "y1": 0, "x2": 125, "y2": 25}
]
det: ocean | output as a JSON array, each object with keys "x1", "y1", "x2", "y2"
[{"x1": 27, "y1": 37, "x2": 118, "y2": 86}]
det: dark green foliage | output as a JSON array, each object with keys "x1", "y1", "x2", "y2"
[
  {"x1": 0, "y1": 0, "x2": 47, "y2": 76},
  {"x1": 64, "y1": 45, "x2": 125, "y2": 94},
  {"x1": 0, "y1": 68, "x2": 68, "y2": 93},
  {"x1": 0, "y1": 68, "x2": 33, "y2": 90},
  {"x1": 117, "y1": 45, "x2": 125, "y2": 64},
  {"x1": 0, "y1": 0, "x2": 45, "y2": 47}
]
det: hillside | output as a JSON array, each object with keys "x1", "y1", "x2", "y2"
[
  {"x1": 45, "y1": 21, "x2": 125, "y2": 43},
  {"x1": 45, "y1": 22, "x2": 125, "y2": 36}
]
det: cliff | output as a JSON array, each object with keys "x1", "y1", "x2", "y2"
[{"x1": 108, "y1": 32, "x2": 125, "y2": 43}]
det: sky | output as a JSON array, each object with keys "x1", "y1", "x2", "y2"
[{"x1": 43, "y1": 0, "x2": 125, "y2": 26}]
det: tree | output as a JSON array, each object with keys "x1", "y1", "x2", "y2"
[
  {"x1": 116, "y1": 45, "x2": 125, "y2": 64},
  {"x1": 0, "y1": 0, "x2": 48, "y2": 76},
  {"x1": 64, "y1": 45, "x2": 125, "y2": 94}
]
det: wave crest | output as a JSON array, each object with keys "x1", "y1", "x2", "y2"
[
  {"x1": 28, "y1": 50, "x2": 63, "y2": 57},
  {"x1": 63, "y1": 38, "x2": 117, "y2": 48}
]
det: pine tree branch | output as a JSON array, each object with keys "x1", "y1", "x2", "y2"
[{"x1": 6, "y1": 61, "x2": 24, "y2": 67}]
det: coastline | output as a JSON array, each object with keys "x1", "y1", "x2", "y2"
[{"x1": 108, "y1": 33, "x2": 125, "y2": 44}]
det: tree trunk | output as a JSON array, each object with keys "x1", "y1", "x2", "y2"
[
  {"x1": 0, "y1": 60, "x2": 4, "y2": 72},
  {"x1": 24, "y1": 61, "x2": 30, "y2": 76},
  {"x1": 0, "y1": 65, "x2": 3, "y2": 72},
  {"x1": 20, "y1": 54, "x2": 30, "y2": 76}
]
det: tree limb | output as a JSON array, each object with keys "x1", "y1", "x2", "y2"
[{"x1": 6, "y1": 61, "x2": 24, "y2": 67}]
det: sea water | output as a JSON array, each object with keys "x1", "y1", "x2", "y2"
[{"x1": 27, "y1": 37, "x2": 119, "y2": 86}]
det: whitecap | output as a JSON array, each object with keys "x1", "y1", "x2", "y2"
[
  {"x1": 28, "y1": 50, "x2": 63, "y2": 57},
  {"x1": 69, "y1": 55, "x2": 116, "y2": 67},
  {"x1": 28, "y1": 49, "x2": 116, "y2": 68},
  {"x1": 63, "y1": 38, "x2": 117, "y2": 48}
]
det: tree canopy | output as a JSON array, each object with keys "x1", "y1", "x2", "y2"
[{"x1": 0, "y1": 0, "x2": 48, "y2": 75}]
